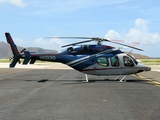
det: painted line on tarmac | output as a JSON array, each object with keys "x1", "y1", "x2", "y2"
[{"x1": 133, "y1": 74, "x2": 160, "y2": 88}]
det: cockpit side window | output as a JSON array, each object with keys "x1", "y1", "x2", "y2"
[
  {"x1": 110, "y1": 56, "x2": 119, "y2": 67},
  {"x1": 128, "y1": 54, "x2": 138, "y2": 65},
  {"x1": 97, "y1": 57, "x2": 109, "y2": 66},
  {"x1": 123, "y1": 56, "x2": 134, "y2": 67}
]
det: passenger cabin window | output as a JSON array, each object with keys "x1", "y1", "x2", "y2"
[
  {"x1": 110, "y1": 56, "x2": 119, "y2": 67},
  {"x1": 123, "y1": 56, "x2": 134, "y2": 67},
  {"x1": 97, "y1": 57, "x2": 109, "y2": 66}
]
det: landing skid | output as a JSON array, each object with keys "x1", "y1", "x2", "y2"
[
  {"x1": 119, "y1": 75, "x2": 127, "y2": 82},
  {"x1": 83, "y1": 74, "x2": 89, "y2": 82},
  {"x1": 83, "y1": 74, "x2": 128, "y2": 83},
  {"x1": 115, "y1": 75, "x2": 127, "y2": 82}
]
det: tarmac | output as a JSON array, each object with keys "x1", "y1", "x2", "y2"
[{"x1": 0, "y1": 63, "x2": 160, "y2": 120}]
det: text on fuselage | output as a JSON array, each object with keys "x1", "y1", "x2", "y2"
[{"x1": 40, "y1": 55, "x2": 56, "y2": 61}]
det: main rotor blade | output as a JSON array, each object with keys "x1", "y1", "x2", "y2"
[
  {"x1": 103, "y1": 39, "x2": 143, "y2": 51},
  {"x1": 61, "y1": 39, "x2": 93, "y2": 47},
  {"x1": 45, "y1": 37, "x2": 92, "y2": 39},
  {"x1": 45, "y1": 36, "x2": 143, "y2": 51}
]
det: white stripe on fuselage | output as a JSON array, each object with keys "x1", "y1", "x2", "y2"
[{"x1": 66, "y1": 55, "x2": 90, "y2": 66}]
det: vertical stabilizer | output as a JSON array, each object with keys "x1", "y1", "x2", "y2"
[{"x1": 5, "y1": 32, "x2": 20, "y2": 67}]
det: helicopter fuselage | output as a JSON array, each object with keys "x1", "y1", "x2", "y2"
[
  {"x1": 5, "y1": 32, "x2": 151, "y2": 80},
  {"x1": 20, "y1": 46, "x2": 151, "y2": 76}
]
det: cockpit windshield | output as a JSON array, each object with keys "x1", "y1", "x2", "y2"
[
  {"x1": 123, "y1": 54, "x2": 138, "y2": 67},
  {"x1": 127, "y1": 54, "x2": 138, "y2": 65},
  {"x1": 123, "y1": 56, "x2": 134, "y2": 67}
]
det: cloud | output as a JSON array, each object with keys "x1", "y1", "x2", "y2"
[
  {"x1": 105, "y1": 18, "x2": 160, "y2": 44},
  {"x1": 12, "y1": 37, "x2": 27, "y2": 48},
  {"x1": 0, "y1": 0, "x2": 27, "y2": 8},
  {"x1": 105, "y1": 30, "x2": 121, "y2": 39},
  {"x1": 125, "y1": 18, "x2": 160, "y2": 43},
  {"x1": 33, "y1": 37, "x2": 66, "y2": 51}
]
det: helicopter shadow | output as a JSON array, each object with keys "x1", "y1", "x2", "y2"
[
  {"x1": 25, "y1": 79, "x2": 49, "y2": 83},
  {"x1": 55, "y1": 78, "x2": 148, "y2": 85},
  {"x1": 25, "y1": 79, "x2": 84, "y2": 84}
]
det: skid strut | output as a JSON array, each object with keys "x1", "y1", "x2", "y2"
[
  {"x1": 115, "y1": 75, "x2": 121, "y2": 80},
  {"x1": 119, "y1": 75, "x2": 127, "y2": 82},
  {"x1": 83, "y1": 74, "x2": 89, "y2": 82}
]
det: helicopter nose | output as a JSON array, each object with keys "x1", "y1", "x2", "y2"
[
  {"x1": 146, "y1": 66, "x2": 151, "y2": 71},
  {"x1": 143, "y1": 66, "x2": 151, "y2": 72},
  {"x1": 136, "y1": 65, "x2": 151, "y2": 73}
]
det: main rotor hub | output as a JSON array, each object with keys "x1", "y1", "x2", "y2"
[{"x1": 91, "y1": 38, "x2": 107, "y2": 45}]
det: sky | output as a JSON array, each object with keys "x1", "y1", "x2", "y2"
[{"x1": 0, "y1": 0, "x2": 160, "y2": 57}]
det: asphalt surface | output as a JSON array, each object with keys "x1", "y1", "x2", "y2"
[{"x1": 0, "y1": 68, "x2": 160, "y2": 120}]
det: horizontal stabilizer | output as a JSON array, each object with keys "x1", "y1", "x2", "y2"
[
  {"x1": 30, "y1": 59, "x2": 36, "y2": 64},
  {"x1": 23, "y1": 51, "x2": 31, "y2": 65}
]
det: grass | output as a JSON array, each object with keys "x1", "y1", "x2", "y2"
[
  {"x1": 0, "y1": 58, "x2": 160, "y2": 65},
  {"x1": 0, "y1": 59, "x2": 10, "y2": 63},
  {"x1": 139, "y1": 59, "x2": 160, "y2": 65}
]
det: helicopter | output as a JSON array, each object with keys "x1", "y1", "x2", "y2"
[{"x1": 5, "y1": 32, "x2": 151, "y2": 82}]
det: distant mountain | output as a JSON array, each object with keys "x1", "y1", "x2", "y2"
[
  {"x1": 0, "y1": 41, "x2": 58, "y2": 59},
  {"x1": 128, "y1": 53, "x2": 150, "y2": 59}
]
